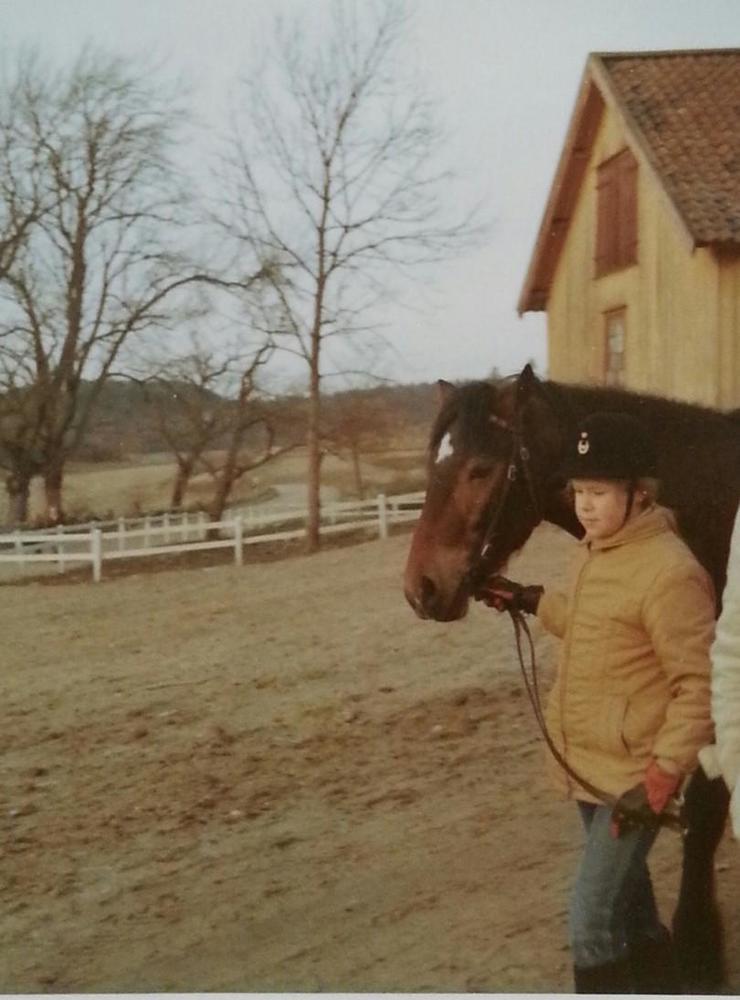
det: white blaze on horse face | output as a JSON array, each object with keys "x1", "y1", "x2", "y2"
[{"x1": 435, "y1": 432, "x2": 455, "y2": 464}]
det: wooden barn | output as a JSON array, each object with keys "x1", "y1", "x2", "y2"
[{"x1": 518, "y1": 49, "x2": 740, "y2": 410}]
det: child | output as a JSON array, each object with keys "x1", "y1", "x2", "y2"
[{"x1": 479, "y1": 411, "x2": 715, "y2": 994}]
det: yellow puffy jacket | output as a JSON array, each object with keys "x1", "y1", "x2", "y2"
[{"x1": 538, "y1": 505, "x2": 715, "y2": 803}]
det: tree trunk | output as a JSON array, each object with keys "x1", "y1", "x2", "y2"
[
  {"x1": 43, "y1": 462, "x2": 64, "y2": 525},
  {"x1": 207, "y1": 432, "x2": 242, "y2": 529},
  {"x1": 306, "y1": 354, "x2": 322, "y2": 552},
  {"x1": 5, "y1": 471, "x2": 31, "y2": 527},
  {"x1": 351, "y1": 445, "x2": 365, "y2": 500},
  {"x1": 208, "y1": 474, "x2": 232, "y2": 525},
  {"x1": 171, "y1": 460, "x2": 194, "y2": 510}
]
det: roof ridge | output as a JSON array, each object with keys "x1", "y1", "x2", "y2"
[{"x1": 592, "y1": 47, "x2": 740, "y2": 59}]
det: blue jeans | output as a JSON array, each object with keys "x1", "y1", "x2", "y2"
[{"x1": 569, "y1": 800, "x2": 665, "y2": 968}]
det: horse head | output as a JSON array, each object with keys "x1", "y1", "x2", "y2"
[{"x1": 403, "y1": 364, "x2": 572, "y2": 621}]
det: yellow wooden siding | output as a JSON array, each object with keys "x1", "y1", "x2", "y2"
[
  {"x1": 546, "y1": 100, "x2": 739, "y2": 409},
  {"x1": 718, "y1": 253, "x2": 740, "y2": 409}
]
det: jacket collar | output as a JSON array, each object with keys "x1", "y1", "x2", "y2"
[{"x1": 581, "y1": 504, "x2": 677, "y2": 552}]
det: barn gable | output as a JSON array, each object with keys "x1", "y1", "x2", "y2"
[{"x1": 519, "y1": 49, "x2": 740, "y2": 315}]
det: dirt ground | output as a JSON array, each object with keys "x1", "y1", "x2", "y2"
[{"x1": 2, "y1": 524, "x2": 739, "y2": 993}]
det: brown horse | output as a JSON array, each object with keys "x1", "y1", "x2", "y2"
[{"x1": 403, "y1": 364, "x2": 739, "y2": 991}]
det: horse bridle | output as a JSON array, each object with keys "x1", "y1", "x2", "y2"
[{"x1": 464, "y1": 387, "x2": 543, "y2": 593}]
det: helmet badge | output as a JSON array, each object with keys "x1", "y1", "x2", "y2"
[{"x1": 577, "y1": 431, "x2": 590, "y2": 455}]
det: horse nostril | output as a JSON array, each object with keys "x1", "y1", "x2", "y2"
[{"x1": 420, "y1": 575, "x2": 437, "y2": 605}]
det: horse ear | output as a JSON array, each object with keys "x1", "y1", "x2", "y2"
[
  {"x1": 436, "y1": 379, "x2": 455, "y2": 406},
  {"x1": 517, "y1": 363, "x2": 539, "y2": 401}
]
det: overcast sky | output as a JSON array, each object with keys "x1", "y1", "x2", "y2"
[{"x1": 2, "y1": 0, "x2": 739, "y2": 385}]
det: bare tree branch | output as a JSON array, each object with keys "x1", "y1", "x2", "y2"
[
  {"x1": 0, "y1": 49, "x2": 275, "y2": 524},
  {"x1": 212, "y1": 0, "x2": 483, "y2": 550}
]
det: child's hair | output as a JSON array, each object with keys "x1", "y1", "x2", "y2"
[{"x1": 566, "y1": 477, "x2": 661, "y2": 510}]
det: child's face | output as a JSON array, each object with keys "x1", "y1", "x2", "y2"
[{"x1": 571, "y1": 479, "x2": 630, "y2": 540}]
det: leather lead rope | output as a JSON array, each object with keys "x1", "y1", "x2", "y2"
[
  {"x1": 508, "y1": 608, "x2": 617, "y2": 806},
  {"x1": 507, "y1": 608, "x2": 686, "y2": 834}
]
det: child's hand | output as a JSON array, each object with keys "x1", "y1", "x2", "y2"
[
  {"x1": 610, "y1": 762, "x2": 682, "y2": 837},
  {"x1": 644, "y1": 759, "x2": 681, "y2": 813},
  {"x1": 475, "y1": 575, "x2": 543, "y2": 615}
]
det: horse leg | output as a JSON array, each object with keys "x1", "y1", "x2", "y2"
[{"x1": 671, "y1": 767, "x2": 730, "y2": 991}]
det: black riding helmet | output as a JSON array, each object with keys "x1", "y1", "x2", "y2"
[{"x1": 559, "y1": 411, "x2": 658, "y2": 481}]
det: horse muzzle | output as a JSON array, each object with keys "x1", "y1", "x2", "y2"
[{"x1": 403, "y1": 570, "x2": 471, "y2": 622}]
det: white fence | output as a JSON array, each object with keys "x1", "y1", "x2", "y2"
[{"x1": 0, "y1": 491, "x2": 425, "y2": 583}]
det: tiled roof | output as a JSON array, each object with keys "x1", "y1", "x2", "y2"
[{"x1": 601, "y1": 50, "x2": 740, "y2": 245}]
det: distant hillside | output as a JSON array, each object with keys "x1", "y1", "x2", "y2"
[
  {"x1": 72, "y1": 379, "x2": 223, "y2": 460},
  {"x1": 72, "y1": 378, "x2": 441, "y2": 461}
]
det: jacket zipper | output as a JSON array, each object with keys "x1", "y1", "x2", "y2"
[{"x1": 560, "y1": 548, "x2": 594, "y2": 798}]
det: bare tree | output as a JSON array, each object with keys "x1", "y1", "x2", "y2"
[
  {"x1": 136, "y1": 340, "x2": 235, "y2": 511},
  {"x1": 134, "y1": 335, "x2": 296, "y2": 521},
  {"x1": 0, "y1": 56, "x2": 61, "y2": 522},
  {"x1": 0, "y1": 49, "x2": 212, "y2": 524},
  {"x1": 215, "y1": 0, "x2": 480, "y2": 550},
  {"x1": 0, "y1": 59, "x2": 50, "y2": 285},
  {"x1": 198, "y1": 344, "x2": 295, "y2": 522},
  {"x1": 322, "y1": 388, "x2": 396, "y2": 499}
]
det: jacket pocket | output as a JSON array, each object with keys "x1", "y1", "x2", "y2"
[
  {"x1": 621, "y1": 698, "x2": 667, "y2": 755},
  {"x1": 596, "y1": 695, "x2": 630, "y2": 756}
]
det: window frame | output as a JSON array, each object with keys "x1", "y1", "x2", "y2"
[{"x1": 603, "y1": 307, "x2": 627, "y2": 387}]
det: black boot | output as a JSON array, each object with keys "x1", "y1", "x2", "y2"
[
  {"x1": 629, "y1": 930, "x2": 682, "y2": 994},
  {"x1": 574, "y1": 957, "x2": 633, "y2": 994}
]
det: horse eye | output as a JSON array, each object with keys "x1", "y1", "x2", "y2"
[{"x1": 468, "y1": 463, "x2": 494, "y2": 481}]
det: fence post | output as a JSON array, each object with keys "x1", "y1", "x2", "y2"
[
  {"x1": 163, "y1": 511, "x2": 170, "y2": 544},
  {"x1": 13, "y1": 530, "x2": 22, "y2": 555},
  {"x1": 377, "y1": 493, "x2": 388, "y2": 539},
  {"x1": 117, "y1": 517, "x2": 126, "y2": 552},
  {"x1": 56, "y1": 524, "x2": 64, "y2": 573},
  {"x1": 91, "y1": 527, "x2": 102, "y2": 583},
  {"x1": 144, "y1": 514, "x2": 151, "y2": 548},
  {"x1": 198, "y1": 509, "x2": 206, "y2": 540},
  {"x1": 234, "y1": 516, "x2": 243, "y2": 567}
]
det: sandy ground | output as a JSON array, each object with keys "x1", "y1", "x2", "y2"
[{"x1": 2, "y1": 525, "x2": 739, "y2": 993}]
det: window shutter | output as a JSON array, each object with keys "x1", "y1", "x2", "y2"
[
  {"x1": 595, "y1": 149, "x2": 638, "y2": 275},
  {"x1": 620, "y1": 152, "x2": 638, "y2": 264},
  {"x1": 595, "y1": 164, "x2": 615, "y2": 276}
]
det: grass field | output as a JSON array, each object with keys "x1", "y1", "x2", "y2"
[{"x1": 3, "y1": 446, "x2": 427, "y2": 526}]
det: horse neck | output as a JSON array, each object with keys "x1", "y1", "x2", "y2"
[
  {"x1": 538, "y1": 380, "x2": 661, "y2": 538},
  {"x1": 523, "y1": 380, "x2": 583, "y2": 539},
  {"x1": 543, "y1": 490, "x2": 584, "y2": 538},
  {"x1": 542, "y1": 380, "x2": 735, "y2": 596}
]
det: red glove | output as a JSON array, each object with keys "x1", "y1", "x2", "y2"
[
  {"x1": 644, "y1": 759, "x2": 681, "y2": 814},
  {"x1": 609, "y1": 761, "x2": 682, "y2": 838}
]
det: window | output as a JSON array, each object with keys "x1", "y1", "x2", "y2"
[
  {"x1": 604, "y1": 309, "x2": 626, "y2": 386},
  {"x1": 595, "y1": 148, "x2": 638, "y2": 276}
]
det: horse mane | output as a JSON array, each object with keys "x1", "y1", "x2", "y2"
[
  {"x1": 433, "y1": 377, "x2": 738, "y2": 457},
  {"x1": 554, "y1": 380, "x2": 738, "y2": 443}
]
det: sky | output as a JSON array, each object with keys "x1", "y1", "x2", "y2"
[{"x1": 2, "y1": 0, "x2": 740, "y2": 386}]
